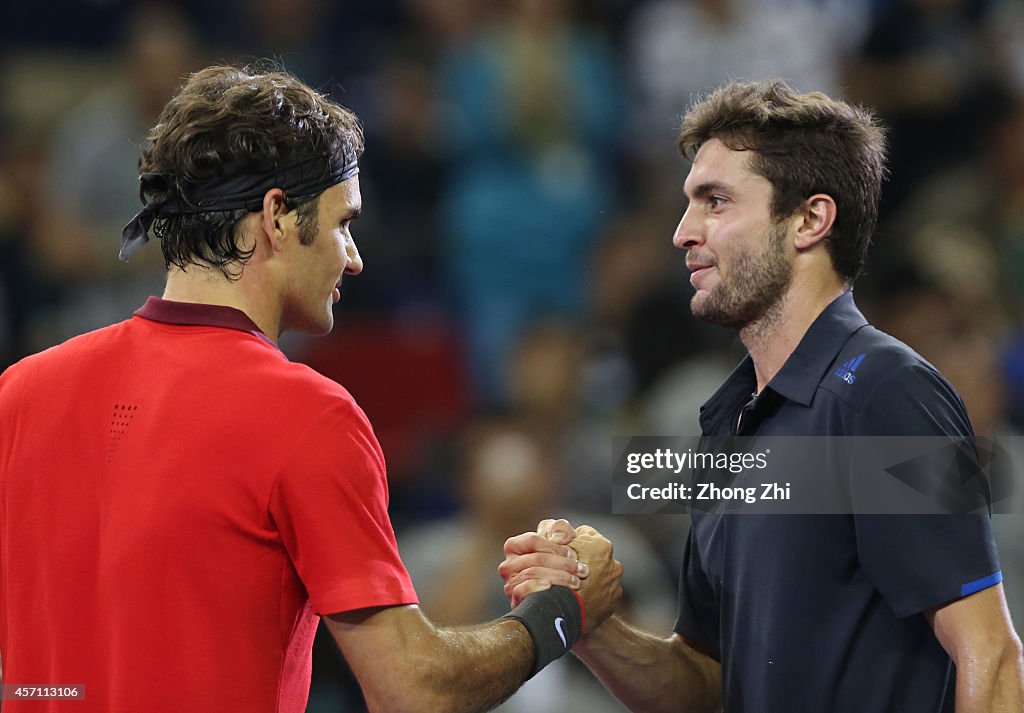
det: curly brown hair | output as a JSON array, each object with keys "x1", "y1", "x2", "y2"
[
  {"x1": 678, "y1": 80, "x2": 887, "y2": 284},
  {"x1": 138, "y1": 62, "x2": 364, "y2": 273}
]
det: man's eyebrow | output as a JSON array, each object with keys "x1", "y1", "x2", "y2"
[
  {"x1": 686, "y1": 182, "x2": 731, "y2": 200},
  {"x1": 345, "y1": 207, "x2": 362, "y2": 220}
]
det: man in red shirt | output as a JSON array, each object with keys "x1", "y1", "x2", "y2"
[{"x1": 0, "y1": 63, "x2": 621, "y2": 713}]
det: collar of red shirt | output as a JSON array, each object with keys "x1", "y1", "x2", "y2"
[{"x1": 134, "y1": 296, "x2": 279, "y2": 350}]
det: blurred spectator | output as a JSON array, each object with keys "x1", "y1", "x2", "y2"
[
  {"x1": 625, "y1": 0, "x2": 861, "y2": 169},
  {"x1": 405, "y1": 0, "x2": 492, "y2": 55},
  {"x1": 203, "y1": 0, "x2": 340, "y2": 81},
  {"x1": 507, "y1": 322, "x2": 587, "y2": 435},
  {"x1": 497, "y1": 320, "x2": 617, "y2": 523},
  {"x1": 436, "y1": 0, "x2": 620, "y2": 405},
  {"x1": 347, "y1": 53, "x2": 447, "y2": 313},
  {"x1": 503, "y1": 321, "x2": 606, "y2": 508},
  {"x1": 400, "y1": 417, "x2": 676, "y2": 713},
  {"x1": 989, "y1": 99, "x2": 1024, "y2": 288},
  {"x1": 196, "y1": 0, "x2": 405, "y2": 95},
  {"x1": 584, "y1": 208, "x2": 680, "y2": 418},
  {"x1": 865, "y1": 97, "x2": 1024, "y2": 396},
  {"x1": 0, "y1": 137, "x2": 46, "y2": 368},
  {"x1": 990, "y1": 0, "x2": 1024, "y2": 94},
  {"x1": 5, "y1": 0, "x2": 134, "y2": 50},
  {"x1": 33, "y1": 3, "x2": 202, "y2": 345},
  {"x1": 845, "y1": 0, "x2": 1018, "y2": 214}
]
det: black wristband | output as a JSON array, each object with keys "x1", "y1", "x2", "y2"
[{"x1": 502, "y1": 586, "x2": 584, "y2": 677}]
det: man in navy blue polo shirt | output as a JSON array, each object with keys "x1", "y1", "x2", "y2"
[{"x1": 500, "y1": 80, "x2": 1024, "y2": 712}]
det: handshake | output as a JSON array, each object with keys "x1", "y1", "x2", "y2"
[{"x1": 499, "y1": 519, "x2": 624, "y2": 639}]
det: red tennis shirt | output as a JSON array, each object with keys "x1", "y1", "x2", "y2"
[{"x1": 0, "y1": 298, "x2": 417, "y2": 712}]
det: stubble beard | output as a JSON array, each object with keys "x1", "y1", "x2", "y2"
[{"x1": 690, "y1": 221, "x2": 793, "y2": 331}]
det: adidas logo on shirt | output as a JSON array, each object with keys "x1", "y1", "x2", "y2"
[{"x1": 833, "y1": 353, "x2": 866, "y2": 384}]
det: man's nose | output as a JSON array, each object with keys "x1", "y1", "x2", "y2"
[
  {"x1": 344, "y1": 235, "x2": 363, "y2": 275},
  {"x1": 672, "y1": 207, "x2": 703, "y2": 250}
]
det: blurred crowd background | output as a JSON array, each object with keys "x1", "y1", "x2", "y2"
[{"x1": 3, "y1": 0, "x2": 1024, "y2": 709}]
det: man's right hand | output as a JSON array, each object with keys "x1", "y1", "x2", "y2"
[{"x1": 500, "y1": 518, "x2": 623, "y2": 633}]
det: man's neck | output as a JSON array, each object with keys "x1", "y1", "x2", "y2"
[
  {"x1": 740, "y1": 277, "x2": 847, "y2": 393},
  {"x1": 161, "y1": 265, "x2": 282, "y2": 342}
]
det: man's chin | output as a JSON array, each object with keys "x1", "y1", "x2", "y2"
[
  {"x1": 690, "y1": 293, "x2": 749, "y2": 330},
  {"x1": 690, "y1": 293, "x2": 724, "y2": 324},
  {"x1": 287, "y1": 312, "x2": 335, "y2": 337},
  {"x1": 312, "y1": 316, "x2": 335, "y2": 336}
]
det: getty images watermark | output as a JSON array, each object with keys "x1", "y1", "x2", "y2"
[
  {"x1": 624, "y1": 447, "x2": 781, "y2": 504},
  {"x1": 611, "y1": 436, "x2": 1022, "y2": 515}
]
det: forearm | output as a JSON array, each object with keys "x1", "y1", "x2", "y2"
[
  {"x1": 955, "y1": 635, "x2": 1024, "y2": 713},
  {"x1": 927, "y1": 585, "x2": 1024, "y2": 713},
  {"x1": 419, "y1": 585, "x2": 585, "y2": 711},
  {"x1": 572, "y1": 616, "x2": 720, "y2": 713},
  {"x1": 420, "y1": 619, "x2": 534, "y2": 713},
  {"x1": 329, "y1": 606, "x2": 537, "y2": 713}
]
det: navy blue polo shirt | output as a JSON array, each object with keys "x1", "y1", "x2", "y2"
[{"x1": 675, "y1": 291, "x2": 1001, "y2": 713}]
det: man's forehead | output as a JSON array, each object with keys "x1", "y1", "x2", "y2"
[
  {"x1": 322, "y1": 176, "x2": 362, "y2": 212},
  {"x1": 684, "y1": 139, "x2": 761, "y2": 195}
]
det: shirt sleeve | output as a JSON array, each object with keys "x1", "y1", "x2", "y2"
[
  {"x1": 852, "y1": 362, "x2": 1000, "y2": 618},
  {"x1": 674, "y1": 525, "x2": 721, "y2": 660},
  {"x1": 268, "y1": 398, "x2": 418, "y2": 616}
]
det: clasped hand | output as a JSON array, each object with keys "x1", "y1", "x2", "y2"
[{"x1": 499, "y1": 518, "x2": 623, "y2": 634}]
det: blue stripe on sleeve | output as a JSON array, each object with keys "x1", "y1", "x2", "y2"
[{"x1": 960, "y1": 571, "x2": 1003, "y2": 598}]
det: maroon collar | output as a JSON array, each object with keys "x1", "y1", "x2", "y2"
[{"x1": 134, "y1": 297, "x2": 279, "y2": 350}]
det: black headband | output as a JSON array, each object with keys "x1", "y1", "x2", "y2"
[{"x1": 119, "y1": 154, "x2": 359, "y2": 262}]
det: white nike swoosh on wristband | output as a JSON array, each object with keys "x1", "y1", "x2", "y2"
[{"x1": 554, "y1": 617, "x2": 567, "y2": 648}]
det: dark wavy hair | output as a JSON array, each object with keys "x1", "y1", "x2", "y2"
[
  {"x1": 678, "y1": 80, "x2": 887, "y2": 284},
  {"x1": 138, "y1": 62, "x2": 364, "y2": 274}
]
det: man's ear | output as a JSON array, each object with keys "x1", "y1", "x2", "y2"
[
  {"x1": 793, "y1": 194, "x2": 837, "y2": 251},
  {"x1": 259, "y1": 188, "x2": 290, "y2": 252}
]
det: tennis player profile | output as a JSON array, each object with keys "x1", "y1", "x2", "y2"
[
  {"x1": 0, "y1": 63, "x2": 622, "y2": 712},
  {"x1": 500, "y1": 80, "x2": 1024, "y2": 713}
]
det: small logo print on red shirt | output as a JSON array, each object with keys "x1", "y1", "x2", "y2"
[{"x1": 107, "y1": 403, "x2": 139, "y2": 463}]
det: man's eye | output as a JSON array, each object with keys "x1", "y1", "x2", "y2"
[{"x1": 709, "y1": 196, "x2": 726, "y2": 209}]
